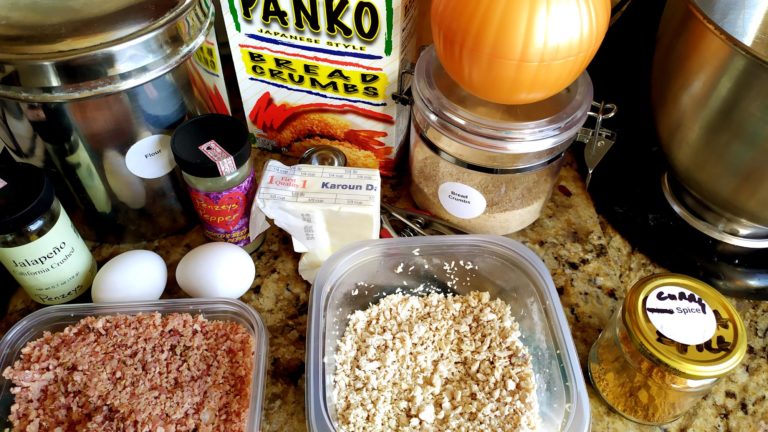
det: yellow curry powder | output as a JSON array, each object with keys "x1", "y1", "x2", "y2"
[{"x1": 589, "y1": 319, "x2": 715, "y2": 424}]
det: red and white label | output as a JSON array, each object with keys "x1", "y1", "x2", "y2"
[{"x1": 198, "y1": 140, "x2": 237, "y2": 176}]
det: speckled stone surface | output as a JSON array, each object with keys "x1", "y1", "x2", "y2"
[{"x1": 1, "y1": 150, "x2": 766, "y2": 431}]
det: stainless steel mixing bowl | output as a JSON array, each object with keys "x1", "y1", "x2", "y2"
[{"x1": 652, "y1": 0, "x2": 768, "y2": 247}]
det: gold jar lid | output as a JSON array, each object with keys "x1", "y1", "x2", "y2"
[{"x1": 622, "y1": 273, "x2": 747, "y2": 379}]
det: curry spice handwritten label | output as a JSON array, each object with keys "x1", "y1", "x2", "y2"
[{"x1": 645, "y1": 286, "x2": 717, "y2": 346}]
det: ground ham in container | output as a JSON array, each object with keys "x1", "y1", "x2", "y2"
[{"x1": 2, "y1": 312, "x2": 254, "y2": 431}]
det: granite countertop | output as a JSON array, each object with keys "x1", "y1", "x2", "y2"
[{"x1": 2, "y1": 150, "x2": 767, "y2": 431}]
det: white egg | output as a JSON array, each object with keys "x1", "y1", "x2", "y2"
[
  {"x1": 92, "y1": 250, "x2": 167, "y2": 303},
  {"x1": 176, "y1": 242, "x2": 255, "y2": 298}
]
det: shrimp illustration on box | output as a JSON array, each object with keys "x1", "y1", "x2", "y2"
[{"x1": 220, "y1": 0, "x2": 418, "y2": 175}]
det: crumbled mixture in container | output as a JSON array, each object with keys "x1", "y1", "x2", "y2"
[
  {"x1": 2, "y1": 313, "x2": 255, "y2": 432},
  {"x1": 333, "y1": 291, "x2": 539, "y2": 431}
]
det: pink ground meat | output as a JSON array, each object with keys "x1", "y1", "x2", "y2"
[{"x1": 2, "y1": 313, "x2": 255, "y2": 432}]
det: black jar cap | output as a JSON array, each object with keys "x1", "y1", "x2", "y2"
[
  {"x1": 0, "y1": 163, "x2": 55, "y2": 234},
  {"x1": 170, "y1": 114, "x2": 251, "y2": 178}
]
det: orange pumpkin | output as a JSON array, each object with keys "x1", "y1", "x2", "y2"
[{"x1": 431, "y1": 0, "x2": 611, "y2": 105}]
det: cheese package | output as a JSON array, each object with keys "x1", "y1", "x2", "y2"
[
  {"x1": 255, "y1": 160, "x2": 380, "y2": 282},
  {"x1": 219, "y1": 0, "x2": 418, "y2": 175}
]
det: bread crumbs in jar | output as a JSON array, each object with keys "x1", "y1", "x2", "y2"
[
  {"x1": 588, "y1": 273, "x2": 747, "y2": 425},
  {"x1": 409, "y1": 46, "x2": 594, "y2": 235}
]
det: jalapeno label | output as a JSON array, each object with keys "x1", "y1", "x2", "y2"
[{"x1": 125, "y1": 135, "x2": 177, "y2": 179}]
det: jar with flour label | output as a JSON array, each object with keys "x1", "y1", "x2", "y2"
[
  {"x1": 0, "y1": 0, "x2": 230, "y2": 244},
  {"x1": 409, "y1": 46, "x2": 594, "y2": 235}
]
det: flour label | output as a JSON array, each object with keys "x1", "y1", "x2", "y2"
[
  {"x1": 645, "y1": 286, "x2": 717, "y2": 345},
  {"x1": 438, "y1": 182, "x2": 486, "y2": 219},
  {"x1": 125, "y1": 135, "x2": 176, "y2": 179}
]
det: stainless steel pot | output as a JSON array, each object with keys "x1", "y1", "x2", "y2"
[
  {"x1": 652, "y1": 0, "x2": 768, "y2": 248},
  {"x1": 0, "y1": 0, "x2": 227, "y2": 243}
]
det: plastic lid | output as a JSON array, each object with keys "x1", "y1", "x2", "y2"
[
  {"x1": 623, "y1": 273, "x2": 747, "y2": 379},
  {"x1": 171, "y1": 114, "x2": 251, "y2": 178},
  {"x1": 0, "y1": 163, "x2": 55, "y2": 234},
  {"x1": 412, "y1": 46, "x2": 594, "y2": 155},
  {"x1": 0, "y1": 0, "x2": 213, "y2": 101}
]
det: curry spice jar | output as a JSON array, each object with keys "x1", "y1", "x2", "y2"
[
  {"x1": 588, "y1": 274, "x2": 747, "y2": 425},
  {"x1": 409, "y1": 46, "x2": 594, "y2": 235}
]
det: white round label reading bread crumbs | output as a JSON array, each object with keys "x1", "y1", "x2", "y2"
[
  {"x1": 438, "y1": 182, "x2": 486, "y2": 219},
  {"x1": 125, "y1": 135, "x2": 176, "y2": 179},
  {"x1": 645, "y1": 286, "x2": 717, "y2": 346}
]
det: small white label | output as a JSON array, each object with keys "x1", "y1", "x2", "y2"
[
  {"x1": 438, "y1": 182, "x2": 487, "y2": 219},
  {"x1": 125, "y1": 135, "x2": 176, "y2": 179},
  {"x1": 0, "y1": 177, "x2": 6, "y2": 189},
  {"x1": 645, "y1": 286, "x2": 717, "y2": 345}
]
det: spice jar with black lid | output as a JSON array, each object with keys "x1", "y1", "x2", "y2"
[
  {"x1": 0, "y1": 163, "x2": 97, "y2": 304},
  {"x1": 588, "y1": 273, "x2": 747, "y2": 425},
  {"x1": 171, "y1": 114, "x2": 264, "y2": 253}
]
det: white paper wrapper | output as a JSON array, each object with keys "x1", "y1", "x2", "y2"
[
  {"x1": 255, "y1": 160, "x2": 381, "y2": 282},
  {"x1": 248, "y1": 202, "x2": 271, "y2": 242}
]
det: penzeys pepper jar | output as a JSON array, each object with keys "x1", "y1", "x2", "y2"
[{"x1": 171, "y1": 114, "x2": 264, "y2": 253}]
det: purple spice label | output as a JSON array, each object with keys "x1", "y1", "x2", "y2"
[{"x1": 188, "y1": 171, "x2": 256, "y2": 246}]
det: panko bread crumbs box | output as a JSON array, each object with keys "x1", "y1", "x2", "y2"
[{"x1": 220, "y1": 0, "x2": 418, "y2": 175}]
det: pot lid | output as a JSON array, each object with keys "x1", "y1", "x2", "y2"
[
  {"x1": 692, "y1": 0, "x2": 768, "y2": 63},
  {"x1": 0, "y1": 0, "x2": 214, "y2": 101},
  {"x1": 412, "y1": 46, "x2": 593, "y2": 155}
]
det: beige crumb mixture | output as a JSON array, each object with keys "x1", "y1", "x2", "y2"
[
  {"x1": 3, "y1": 313, "x2": 255, "y2": 432},
  {"x1": 333, "y1": 291, "x2": 539, "y2": 432}
]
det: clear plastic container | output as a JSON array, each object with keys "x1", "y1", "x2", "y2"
[
  {"x1": 307, "y1": 235, "x2": 589, "y2": 432},
  {"x1": 0, "y1": 298, "x2": 268, "y2": 431},
  {"x1": 409, "y1": 46, "x2": 594, "y2": 235}
]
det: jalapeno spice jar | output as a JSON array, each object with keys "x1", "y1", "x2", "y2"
[
  {"x1": 588, "y1": 274, "x2": 747, "y2": 425},
  {"x1": 409, "y1": 46, "x2": 594, "y2": 235},
  {"x1": 0, "y1": 163, "x2": 97, "y2": 304},
  {"x1": 171, "y1": 114, "x2": 264, "y2": 253}
]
